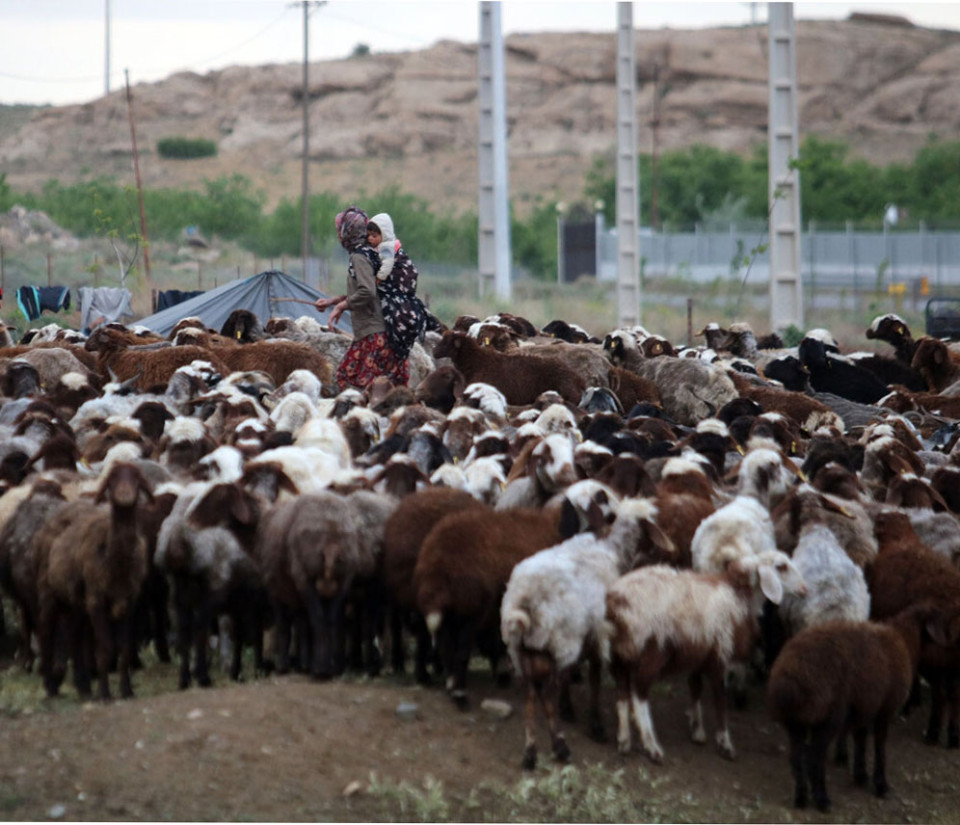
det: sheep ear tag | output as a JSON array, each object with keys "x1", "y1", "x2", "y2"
[
  {"x1": 758, "y1": 564, "x2": 784, "y2": 605},
  {"x1": 236, "y1": 329, "x2": 243, "y2": 340}
]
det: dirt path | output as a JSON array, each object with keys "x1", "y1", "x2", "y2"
[{"x1": 0, "y1": 657, "x2": 956, "y2": 822}]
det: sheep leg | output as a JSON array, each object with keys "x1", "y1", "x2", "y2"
[
  {"x1": 923, "y1": 669, "x2": 945, "y2": 745},
  {"x1": 173, "y1": 583, "x2": 193, "y2": 690},
  {"x1": 851, "y1": 726, "x2": 869, "y2": 787},
  {"x1": 872, "y1": 716, "x2": 891, "y2": 797},
  {"x1": 834, "y1": 729, "x2": 849, "y2": 765},
  {"x1": 116, "y1": 615, "x2": 135, "y2": 699},
  {"x1": 630, "y1": 682, "x2": 664, "y2": 764},
  {"x1": 194, "y1": 602, "x2": 215, "y2": 688},
  {"x1": 786, "y1": 722, "x2": 808, "y2": 809},
  {"x1": 446, "y1": 618, "x2": 475, "y2": 710},
  {"x1": 15, "y1": 602, "x2": 35, "y2": 672},
  {"x1": 89, "y1": 604, "x2": 114, "y2": 701},
  {"x1": 273, "y1": 604, "x2": 292, "y2": 674},
  {"x1": 301, "y1": 589, "x2": 329, "y2": 679},
  {"x1": 412, "y1": 616, "x2": 435, "y2": 686},
  {"x1": 808, "y1": 723, "x2": 833, "y2": 812},
  {"x1": 71, "y1": 613, "x2": 93, "y2": 699},
  {"x1": 228, "y1": 608, "x2": 244, "y2": 682},
  {"x1": 522, "y1": 675, "x2": 539, "y2": 770},
  {"x1": 946, "y1": 674, "x2": 960, "y2": 749},
  {"x1": 709, "y1": 663, "x2": 735, "y2": 760},
  {"x1": 38, "y1": 601, "x2": 62, "y2": 698},
  {"x1": 360, "y1": 585, "x2": 384, "y2": 678},
  {"x1": 687, "y1": 673, "x2": 707, "y2": 744},
  {"x1": 586, "y1": 650, "x2": 607, "y2": 743},
  {"x1": 611, "y1": 658, "x2": 632, "y2": 754},
  {"x1": 388, "y1": 605, "x2": 406, "y2": 675},
  {"x1": 151, "y1": 575, "x2": 172, "y2": 664},
  {"x1": 558, "y1": 672, "x2": 575, "y2": 723}
]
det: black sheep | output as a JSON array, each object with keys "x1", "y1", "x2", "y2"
[{"x1": 797, "y1": 338, "x2": 889, "y2": 404}]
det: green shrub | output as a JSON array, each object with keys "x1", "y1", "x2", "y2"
[{"x1": 157, "y1": 137, "x2": 217, "y2": 160}]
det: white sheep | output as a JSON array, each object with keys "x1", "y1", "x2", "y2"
[
  {"x1": 777, "y1": 523, "x2": 870, "y2": 638},
  {"x1": 605, "y1": 549, "x2": 806, "y2": 763},
  {"x1": 501, "y1": 497, "x2": 675, "y2": 768}
]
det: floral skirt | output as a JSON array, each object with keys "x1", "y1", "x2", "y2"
[{"x1": 336, "y1": 331, "x2": 410, "y2": 390}]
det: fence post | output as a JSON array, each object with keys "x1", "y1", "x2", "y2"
[
  {"x1": 0, "y1": 244, "x2": 4, "y2": 307},
  {"x1": 197, "y1": 261, "x2": 202, "y2": 290},
  {"x1": 93, "y1": 255, "x2": 100, "y2": 288},
  {"x1": 47, "y1": 252, "x2": 53, "y2": 287},
  {"x1": 846, "y1": 220, "x2": 856, "y2": 311},
  {"x1": 686, "y1": 297, "x2": 694, "y2": 347}
]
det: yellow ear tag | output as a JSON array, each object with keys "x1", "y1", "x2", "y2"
[
  {"x1": 736, "y1": 444, "x2": 745, "y2": 455},
  {"x1": 791, "y1": 441, "x2": 797, "y2": 454},
  {"x1": 236, "y1": 329, "x2": 243, "y2": 340},
  {"x1": 483, "y1": 337, "x2": 490, "y2": 346},
  {"x1": 897, "y1": 326, "x2": 904, "y2": 334}
]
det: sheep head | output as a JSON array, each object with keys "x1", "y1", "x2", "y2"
[{"x1": 95, "y1": 461, "x2": 153, "y2": 508}]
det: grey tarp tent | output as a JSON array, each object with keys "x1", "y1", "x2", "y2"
[{"x1": 136, "y1": 270, "x2": 352, "y2": 337}]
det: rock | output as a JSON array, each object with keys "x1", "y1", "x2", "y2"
[
  {"x1": 480, "y1": 699, "x2": 513, "y2": 720},
  {"x1": 342, "y1": 780, "x2": 363, "y2": 798},
  {"x1": 395, "y1": 702, "x2": 419, "y2": 721},
  {"x1": 47, "y1": 804, "x2": 66, "y2": 820},
  {"x1": 186, "y1": 709, "x2": 203, "y2": 720}
]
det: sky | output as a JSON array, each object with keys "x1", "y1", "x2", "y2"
[{"x1": 2, "y1": 1, "x2": 960, "y2": 107}]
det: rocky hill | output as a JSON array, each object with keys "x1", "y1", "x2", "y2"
[{"x1": 2, "y1": 16, "x2": 959, "y2": 215}]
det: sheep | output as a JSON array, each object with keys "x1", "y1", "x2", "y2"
[
  {"x1": 496, "y1": 433, "x2": 578, "y2": 511},
  {"x1": 380, "y1": 487, "x2": 487, "y2": 683},
  {"x1": 501, "y1": 498, "x2": 676, "y2": 769},
  {"x1": 845, "y1": 350, "x2": 927, "y2": 392},
  {"x1": 0, "y1": 479, "x2": 68, "y2": 669},
  {"x1": 255, "y1": 489, "x2": 386, "y2": 678},
  {"x1": 35, "y1": 462, "x2": 154, "y2": 699},
  {"x1": 604, "y1": 549, "x2": 806, "y2": 762},
  {"x1": 772, "y1": 482, "x2": 877, "y2": 569},
  {"x1": 414, "y1": 365, "x2": 466, "y2": 414},
  {"x1": 654, "y1": 457, "x2": 718, "y2": 568},
  {"x1": 868, "y1": 509, "x2": 960, "y2": 747},
  {"x1": 620, "y1": 355, "x2": 739, "y2": 427},
  {"x1": 767, "y1": 606, "x2": 952, "y2": 811},
  {"x1": 797, "y1": 337, "x2": 890, "y2": 404},
  {"x1": 776, "y1": 523, "x2": 871, "y2": 638},
  {"x1": 866, "y1": 313, "x2": 916, "y2": 364},
  {"x1": 911, "y1": 336, "x2": 960, "y2": 394},
  {"x1": 415, "y1": 498, "x2": 585, "y2": 707},
  {"x1": 85, "y1": 327, "x2": 231, "y2": 391},
  {"x1": 433, "y1": 331, "x2": 586, "y2": 405}
]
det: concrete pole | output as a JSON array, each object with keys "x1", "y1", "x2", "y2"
[
  {"x1": 477, "y1": 2, "x2": 512, "y2": 300},
  {"x1": 767, "y1": 3, "x2": 803, "y2": 331},
  {"x1": 104, "y1": 0, "x2": 111, "y2": 97},
  {"x1": 616, "y1": 2, "x2": 640, "y2": 329}
]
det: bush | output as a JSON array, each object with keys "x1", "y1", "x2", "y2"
[{"x1": 157, "y1": 137, "x2": 217, "y2": 160}]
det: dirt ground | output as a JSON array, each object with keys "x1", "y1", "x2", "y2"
[{"x1": 0, "y1": 650, "x2": 957, "y2": 824}]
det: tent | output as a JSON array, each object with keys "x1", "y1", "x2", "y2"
[{"x1": 136, "y1": 270, "x2": 351, "y2": 337}]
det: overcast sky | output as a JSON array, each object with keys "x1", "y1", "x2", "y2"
[{"x1": 2, "y1": 1, "x2": 959, "y2": 107}]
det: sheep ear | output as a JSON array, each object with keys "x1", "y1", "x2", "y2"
[
  {"x1": 758, "y1": 563, "x2": 784, "y2": 605},
  {"x1": 817, "y1": 492, "x2": 855, "y2": 518},
  {"x1": 934, "y1": 345, "x2": 946, "y2": 365},
  {"x1": 642, "y1": 519, "x2": 677, "y2": 561},
  {"x1": 585, "y1": 499, "x2": 608, "y2": 535}
]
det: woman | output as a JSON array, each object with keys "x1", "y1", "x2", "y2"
[{"x1": 315, "y1": 206, "x2": 409, "y2": 390}]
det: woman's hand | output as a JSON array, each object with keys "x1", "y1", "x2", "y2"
[
  {"x1": 314, "y1": 296, "x2": 336, "y2": 311},
  {"x1": 328, "y1": 299, "x2": 348, "y2": 328}
]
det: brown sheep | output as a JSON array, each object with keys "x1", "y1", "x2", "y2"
[
  {"x1": 86, "y1": 327, "x2": 230, "y2": 391},
  {"x1": 910, "y1": 336, "x2": 960, "y2": 393},
  {"x1": 869, "y1": 510, "x2": 960, "y2": 747},
  {"x1": 433, "y1": 331, "x2": 586, "y2": 406},
  {"x1": 767, "y1": 606, "x2": 953, "y2": 812},
  {"x1": 220, "y1": 340, "x2": 333, "y2": 386},
  {"x1": 415, "y1": 501, "x2": 582, "y2": 707},
  {"x1": 35, "y1": 462, "x2": 154, "y2": 700}
]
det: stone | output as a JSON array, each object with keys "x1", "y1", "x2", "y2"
[
  {"x1": 480, "y1": 699, "x2": 513, "y2": 720},
  {"x1": 395, "y1": 702, "x2": 419, "y2": 721}
]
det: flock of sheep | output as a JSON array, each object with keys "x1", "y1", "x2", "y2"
[{"x1": 0, "y1": 306, "x2": 959, "y2": 813}]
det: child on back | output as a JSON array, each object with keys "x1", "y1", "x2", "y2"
[{"x1": 367, "y1": 213, "x2": 400, "y2": 285}]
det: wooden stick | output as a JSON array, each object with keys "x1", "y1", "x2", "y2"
[{"x1": 269, "y1": 297, "x2": 317, "y2": 305}]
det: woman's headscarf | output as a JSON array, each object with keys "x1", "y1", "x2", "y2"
[{"x1": 335, "y1": 206, "x2": 369, "y2": 251}]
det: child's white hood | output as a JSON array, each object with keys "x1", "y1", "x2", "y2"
[{"x1": 369, "y1": 212, "x2": 396, "y2": 244}]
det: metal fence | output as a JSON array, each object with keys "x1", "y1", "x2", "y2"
[{"x1": 591, "y1": 223, "x2": 960, "y2": 294}]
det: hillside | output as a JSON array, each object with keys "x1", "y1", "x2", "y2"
[{"x1": 2, "y1": 16, "x2": 959, "y2": 215}]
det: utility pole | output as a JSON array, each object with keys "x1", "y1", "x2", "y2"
[
  {"x1": 616, "y1": 2, "x2": 640, "y2": 329},
  {"x1": 477, "y1": 1, "x2": 512, "y2": 300},
  {"x1": 292, "y1": 1, "x2": 325, "y2": 281},
  {"x1": 124, "y1": 69, "x2": 151, "y2": 285},
  {"x1": 104, "y1": 0, "x2": 111, "y2": 97},
  {"x1": 767, "y1": 3, "x2": 803, "y2": 331},
  {"x1": 650, "y1": 63, "x2": 661, "y2": 232}
]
